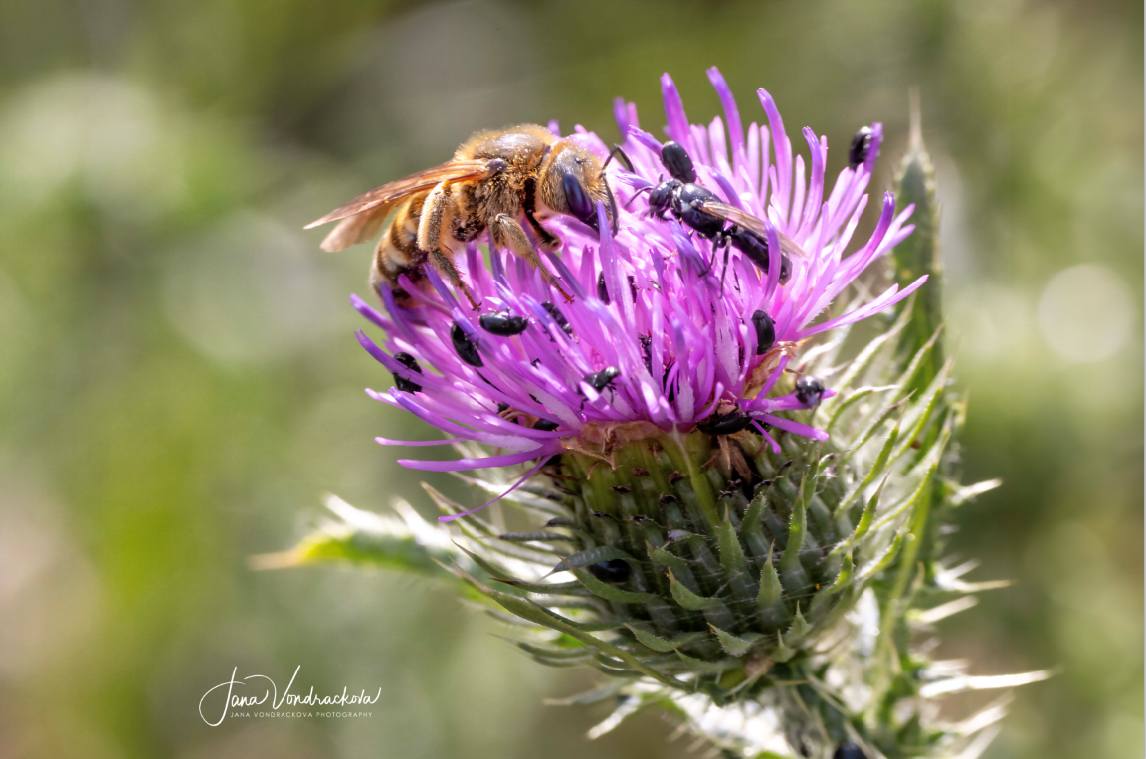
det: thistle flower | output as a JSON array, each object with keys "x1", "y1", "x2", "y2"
[
  {"x1": 354, "y1": 68, "x2": 920, "y2": 495},
  {"x1": 280, "y1": 70, "x2": 1043, "y2": 758}
]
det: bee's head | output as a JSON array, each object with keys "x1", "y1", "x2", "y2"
[{"x1": 537, "y1": 140, "x2": 617, "y2": 235}]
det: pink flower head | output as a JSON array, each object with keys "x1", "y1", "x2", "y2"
[{"x1": 353, "y1": 68, "x2": 921, "y2": 482}]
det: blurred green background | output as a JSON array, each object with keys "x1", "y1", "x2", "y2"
[{"x1": 0, "y1": 1, "x2": 1140, "y2": 757}]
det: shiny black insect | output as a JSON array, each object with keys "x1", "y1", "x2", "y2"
[
  {"x1": 541, "y1": 301, "x2": 573, "y2": 335},
  {"x1": 450, "y1": 322, "x2": 483, "y2": 367},
  {"x1": 726, "y1": 226, "x2": 792, "y2": 283},
  {"x1": 795, "y1": 375, "x2": 825, "y2": 408},
  {"x1": 698, "y1": 410, "x2": 753, "y2": 435},
  {"x1": 833, "y1": 742, "x2": 866, "y2": 759},
  {"x1": 391, "y1": 352, "x2": 423, "y2": 393},
  {"x1": 638, "y1": 334, "x2": 679, "y2": 402},
  {"x1": 597, "y1": 272, "x2": 639, "y2": 304},
  {"x1": 587, "y1": 558, "x2": 631, "y2": 583},
  {"x1": 533, "y1": 418, "x2": 560, "y2": 432},
  {"x1": 750, "y1": 309, "x2": 776, "y2": 355},
  {"x1": 479, "y1": 310, "x2": 528, "y2": 336},
  {"x1": 584, "y1": 366, "x2": 621, "y2": 392},
  {"x1": 849, "y1": 126, "x2": 873, "y2": 169},
  {"x1": 647, "y1": 141, "x2": 790, "y2": 281}
]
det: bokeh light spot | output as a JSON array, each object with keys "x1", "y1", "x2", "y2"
[{"x1": 1036, "y1": 264, "x2": 1132, "y2": 363}]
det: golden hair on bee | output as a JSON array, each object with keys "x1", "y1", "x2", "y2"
[{"x1": 304, "y1": 124, "x2": 625, "y2": 308}]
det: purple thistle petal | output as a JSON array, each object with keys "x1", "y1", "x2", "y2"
[
  {"x1": 375, "y1": 436, "x2": 458, "y2": 447},
  {"x1": 757, "y1": 89, "x2": 793, "y2": 220},
  {"x1": 437, "y1": 457, "x2": 551, "y2": 523},
  {"x1": 864, "y1": 122, "x2": 884, "y2": 173},
  {"x1": 347, "y1": 76, "x2": 919, "y2": 478},
  {"x1": 400, "y1": 446, "x2": 559, "y2": 473},
  {"x1": 707, "y1": 67, "x2": 746, "y2": 172},
  {"x1": 757, "y1": 414, "x2": 830, "y2": 441},
  {"x1": 660, "y1": 73, "x2": 691, "y2": 147},
  {"x1": 803, "y1": 276, "x2": 929, "y2": 337},
  {"x1": 752, "y1": 420, "x2": 782, "y2": 454}
]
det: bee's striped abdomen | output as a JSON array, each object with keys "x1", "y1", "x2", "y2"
[{"x1": 372, "y1": 194, "x2": 429, "y2": 291}]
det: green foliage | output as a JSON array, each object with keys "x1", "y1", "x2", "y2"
[{"x1": 2, "y1": 2, "x2": 1139, "y2": 758}]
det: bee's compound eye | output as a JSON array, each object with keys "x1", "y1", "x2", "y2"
[
  {"x1": 487, "y1": 158, "x2": 509, "y2": 174},
  {"x1": 561, "y1": 172, "x2": 597, "y2": 228},
  {"x1": 660, "y1": 141, "x2": 696, "y2": 183}
]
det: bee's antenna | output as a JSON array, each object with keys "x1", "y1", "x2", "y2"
[{"x1": 601, "y1": 144, "x2": 634, "y2": 174}]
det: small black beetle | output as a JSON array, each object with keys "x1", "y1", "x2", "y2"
[
  {"x1": 584, "y1": 366, "x2": 621, "y2": 392},
  {"x1": 750, "y1": 310, "x2": 776, "y2": 355},
  {"x1": 848, "y1": 125, "x2": 874, "y2": 169},
  {"x1": 541, "y1": 301, "x2": 573, "y2": 335},
  {"x1": 833, "y1": 741, "x2": 866, "y2": 759},
  {"x1": 479, "y1": 310, "x2": 528, "y2": 336},
  {"x1": 391, "y1": 352, "x2": 423, "y2": 393},
  {"x1": 588, "y1": 559, "x2": 631, "y2": 583},
  {"x1": 450, "y1": 322, "x2": 483, "y2": 367},
  {"x1": 698, "y1": 410, "x2": 753, "y2": 435}
]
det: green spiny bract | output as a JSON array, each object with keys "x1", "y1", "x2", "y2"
[
  {"x1": 431, "y1": 303, "x2": 956, "y2": 753},
  {"x1": 277, "y1": 84, "x2": 1048, "y2": 759},
  {"x1": 277, "y1": 298, "x2": 1025, "y2": 758}
]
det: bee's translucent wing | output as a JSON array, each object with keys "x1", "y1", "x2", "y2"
[
  {"x1": 305, "y1": 159, "x2": 494, "y2": 252},
  {"x1": 317, "y1": 208, "x2": 391, "y2": 253},
  {"x1": 698, "y1": 200, "x2": 810, "y2": 259}
]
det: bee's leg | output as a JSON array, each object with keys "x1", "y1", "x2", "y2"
[
  {"x1": 490, "y1": 213, "x2": 574, "y2": 303},
  {"x1": 521, "y1": 176, "x2": 560, "y2": 252},
  {"x1": 418, "y1": 182, "x2": 479, "y2": 309},
  {"x1": 523, "y1": 210, "x2": 560, "y2": 252},
  {"x1": 429, "y1": 248, "x2": 479, "y2": 308}
]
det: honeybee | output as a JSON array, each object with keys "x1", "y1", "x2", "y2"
[{"x1": 305, "y1": 124, "x2": 623, "y2": 307}]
